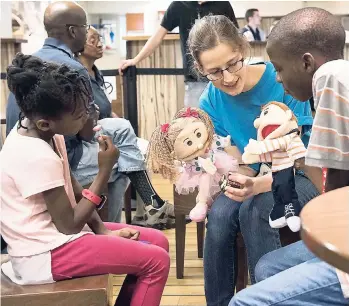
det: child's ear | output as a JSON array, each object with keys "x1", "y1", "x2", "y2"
[
  {"x1": 285, "y1": 110, "x2": 292, "y2": 120},
  {"x1": 170, "y1": 151, "x2": 176, "y2": 159},
  {"x1": 302, "y1": 53, "x2": 316, "y2": 73},
  {"x1": 36, "y1": 119, "x2": 51, "y2": 132}
]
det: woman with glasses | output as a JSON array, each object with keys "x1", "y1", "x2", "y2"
[
  {"x1": 77, "y1": 27, "x2": 175, "y2": 229},
  {"x1": 187, "y1": 15, "x2": 319, "y2": 306}
]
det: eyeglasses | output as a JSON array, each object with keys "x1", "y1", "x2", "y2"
[
  {"x1": 204, "y1": 59, "x2": 245, "y2": 81},
  {"x1": 87, "y1": 34, "x2": 104, "y2": 46},
  {"x1": 65, "y1": 24, "x2": 90, "y2": 31}
]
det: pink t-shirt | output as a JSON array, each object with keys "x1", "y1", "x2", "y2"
[{"x1": 0, "y1": 130, "x2": 91, "y2": 258}]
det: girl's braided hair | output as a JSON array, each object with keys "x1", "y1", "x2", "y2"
[
  {"x1": 7, "y1": 53, "x2": 92, "y2": 128},
  {"x1": 146, "y1": 107, "x2": 214, "y2": 182}
]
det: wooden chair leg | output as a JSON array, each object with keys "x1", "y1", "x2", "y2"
[
  {"x1": 175, "y1": 214, "x2": 186, "y2": 279},
  {"x1": 235, "y1": 234, "x2": 248, "y2": 292},
  {"x1": 197, "y1": 221, "x2": 205, "y2": 259},
  {"x1": 124, "y1": 185, "x2": 132, "y2": 224}
]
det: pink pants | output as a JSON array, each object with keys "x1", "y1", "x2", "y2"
[{"x1": 50, "y1": 223, "x2": 170, "y2": 306}]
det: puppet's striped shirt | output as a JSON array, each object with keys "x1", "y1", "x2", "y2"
[{"x1": 258, "y1": 133, "x2": 306, "y2": 172}]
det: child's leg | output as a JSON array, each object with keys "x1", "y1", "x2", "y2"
[
  {"x1": 103, "y1": 222, "x2": 169, "y2": 251},
  {"x1": 51, "y1": 225, "x2": 169, "y2": 306},
  {"x1": 104, "y1": 223, "x2": 169, "y2": 305}
]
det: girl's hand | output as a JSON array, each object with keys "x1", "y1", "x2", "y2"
[
  {"x1": 224, "y1": 172, "x2": 254, "y2": 202},
  {"x1": 97, "y1": 135, "x2": 120, "y2": 174},
  {"x1": 110, "y1": 228, "x2": 140, "y2": 240}
]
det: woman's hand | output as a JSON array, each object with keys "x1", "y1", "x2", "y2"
[
  {"x1": 224, "y1": 172, "x2": 255, "y2": 202},
  {"x1": 109, "y1": 228, "x2": 140, "y2": 240},
  {"x1": 119, "y1": 58, "x2": 138, "y2": 76}
]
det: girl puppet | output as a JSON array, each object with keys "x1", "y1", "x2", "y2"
[{"x1": 147, "y1": 107, "x2": 239, "y2": 222}]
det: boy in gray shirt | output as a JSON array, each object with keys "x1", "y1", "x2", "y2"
[{"x1": 267, "y1": 7, "x2": 349, "y2": 193}]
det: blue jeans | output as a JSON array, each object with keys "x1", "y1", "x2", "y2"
[
  {"x1": 72, "y1": 118, "x2": 145, "y2": 222},
  {"x1": 204, "y1": 172, "x2": 319, "y2": 306},
  {"x1": 229, "y1": 241, "x2": 349, "y2": 305}
]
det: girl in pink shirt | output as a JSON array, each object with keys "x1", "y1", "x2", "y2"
[{"x1": 0, "y1": 53, "x2": 170, "y2": 306}]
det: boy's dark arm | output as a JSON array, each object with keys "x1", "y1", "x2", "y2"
[
  {"x1": 70, "y1": 170, "x2": 109, "y2": 235},
  {"x1": 325, "y1": 168, "x2": 349, "y2": 192}
]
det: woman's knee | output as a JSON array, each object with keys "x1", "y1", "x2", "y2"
[
  {"x1": 239, "y1": 193, "x2": 273, "y2": 226},
  {"x1": 207, "y1": 194, "x2": 240, "y2": 231}
]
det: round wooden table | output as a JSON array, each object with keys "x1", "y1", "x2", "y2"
[{"x1": 301, "y1": 187, "x2": 349, "y2": 273}]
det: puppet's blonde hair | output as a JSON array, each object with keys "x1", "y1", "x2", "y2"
[{"x1": 146, "y1": 107, "x2": 215, "y2": 181}]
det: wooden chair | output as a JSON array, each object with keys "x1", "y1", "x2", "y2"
[
  {"x1": 1, "y1": 255, "x2": 113, "y2": 306},
  {"x1": 173, "y1": 187, "x2": 205, "y2": 279}
]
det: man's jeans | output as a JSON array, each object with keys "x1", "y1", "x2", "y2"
[
  {"x1": 204, "y1": 172, "x2": 319, "y2": 306},
  {"x1": 230, "y1": 241, "x2": 349, "y2": 306},
  {"x1": 72, "y1": 118, "x2": 145, "y2": 223}
]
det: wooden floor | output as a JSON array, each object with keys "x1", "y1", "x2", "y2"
[{"x1": 113, "y1": 174, "x2": 206, "y2": 306}]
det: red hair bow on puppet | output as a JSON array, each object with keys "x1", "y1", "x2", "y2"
[
  {"x1": 161, "y1": 123, "x2": 170, "y2": 133},
  {"x1": 182, "y1": 107, "x2": 199, "y2": 118}
]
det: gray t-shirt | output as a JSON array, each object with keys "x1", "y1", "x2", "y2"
[{"x1": 306, "y1": 59, "x2": 349, "y2": 170}]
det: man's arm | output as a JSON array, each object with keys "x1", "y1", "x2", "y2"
[{"x1": 70, "y1": 170, "x2": 110, "y2": 235}]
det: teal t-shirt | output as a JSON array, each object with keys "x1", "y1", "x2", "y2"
[{"x1": 200, "y1": 62, "x2": 313, "y2": 171}]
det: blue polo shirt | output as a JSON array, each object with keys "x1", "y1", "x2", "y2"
[
  {"x1": 89, "y1": 65, "x2": 112, "y2": 120},
  {"x1": 200, "y1": 62, "x2": 313, "y2": 172},
  {"x1": 6, "y1": 38, "x2": 90, "y2": 170}
]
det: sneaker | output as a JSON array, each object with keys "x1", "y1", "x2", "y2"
[
  {"x1": 157, "y1": 201, "x2": 192, "y2": 228},
  {"x1": 132, "y1": 202, "x2": 191, "y2": 230},
  {"x1": 131, "y1": 215, "x2": 147, "y2": 227},
  {"x1": 284, "y1": 203, "x2": 301, "y2": 232},
  {"x1": 269, "y1": 203, "x2": 287, "y2": 229},
  {"x1": 144, "y1": 203, "x2": 174, "y2": 229}
]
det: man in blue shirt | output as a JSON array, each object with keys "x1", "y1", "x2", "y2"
[{"x1": 6, "y1": 1, "x2": 90, "y2": 170}]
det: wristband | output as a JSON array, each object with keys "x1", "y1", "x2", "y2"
[{"x1": 82, "y1": 189, "x2": 107, "y2": 210}]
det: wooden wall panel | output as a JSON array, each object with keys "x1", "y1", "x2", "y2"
[{"x1": 127, "y1": 39, "x2": 184, "y2": 140}]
